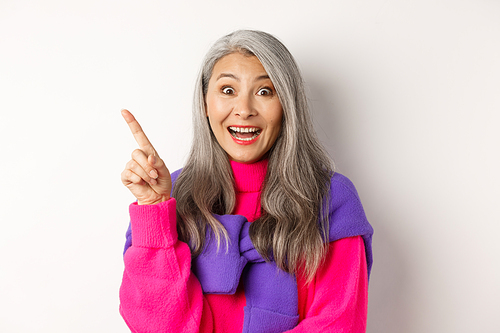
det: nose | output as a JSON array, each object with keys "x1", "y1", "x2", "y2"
[{"x1": 234, "y1": 93, "x2": 257, "y2": 119}]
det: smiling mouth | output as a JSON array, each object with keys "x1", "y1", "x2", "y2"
[{"x1": 228, "y1": 126, "x2": 262, "y2": 141}]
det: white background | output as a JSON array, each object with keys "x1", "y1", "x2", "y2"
[{"x1": 1, "y1": 0, "x2": 499, "y2": 332}]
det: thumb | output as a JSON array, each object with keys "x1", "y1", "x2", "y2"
[
  {"x1": 148, "y1": 154, "x2": 172, "y2": 194},
  {"x1": 148, "y1": 154, "x2": 170, "y2": 178}
]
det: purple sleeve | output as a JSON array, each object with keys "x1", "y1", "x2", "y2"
[{"x1": 328, "y1": 173, "x2": 374, "y2": 277}]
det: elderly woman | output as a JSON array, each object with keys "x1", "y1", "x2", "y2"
[{"x1": 120, "y1": 30, "x2": 373, "y2": 333}]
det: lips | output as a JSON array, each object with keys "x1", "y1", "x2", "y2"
[{"x1": 228, "y1": 126, "x2": 262, "y2": 142}]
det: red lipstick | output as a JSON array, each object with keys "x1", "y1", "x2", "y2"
[{"x1": 227, "y1": 126, "x2": 262, "y2": 145}]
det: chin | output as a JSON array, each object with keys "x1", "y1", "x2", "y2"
[{"x1": 229, "y1": 154, "x2": 261, "y2": 164}]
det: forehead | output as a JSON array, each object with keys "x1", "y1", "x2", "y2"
[{"x1": 211, "y1": 53, "x2": 269, "y2": 79}]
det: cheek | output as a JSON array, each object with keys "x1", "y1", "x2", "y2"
[
  {"x1": 266, "y1": 117, "x2": 282, "y2": 142},
  {"x1": 270, "y1": 106, "x2": 283, "y2": 130},
  {"x1": 206, "y1": 96, "x2": 227, "y2": 120}
]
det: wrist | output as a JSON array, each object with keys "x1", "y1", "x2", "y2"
[{"x1": 137, "y1": 195, "x2": 171, "y2": 205}]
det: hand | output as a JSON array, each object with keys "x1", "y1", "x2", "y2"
[{"x1": 120, "y1": 109, "x2": 172, "y2": 205}]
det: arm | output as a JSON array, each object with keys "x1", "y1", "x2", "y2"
[
  {"x1": 119, "y1": 198, "x2": 214, "y2": 333},
  {"x1": 290, "y1": 236, "x2": 368, "y2": 333}
]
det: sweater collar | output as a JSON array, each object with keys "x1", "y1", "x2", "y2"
[{"x1": 230, "y1": 159, "x2": 268, "y2": 193}]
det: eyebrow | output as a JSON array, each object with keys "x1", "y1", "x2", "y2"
[{"x1": 216, "y1": 73, "x2": 270, "y2": 82}]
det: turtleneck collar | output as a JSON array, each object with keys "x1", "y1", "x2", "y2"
[{"x1": 230, "y1": 159, "x2": 268, "y2": 193}]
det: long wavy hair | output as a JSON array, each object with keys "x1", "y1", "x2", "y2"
[{"x1": 173, "y1": 30, "x2": 334, "y2": 282}]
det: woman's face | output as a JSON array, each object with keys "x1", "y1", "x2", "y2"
[{"x1": 205, "y1": 52, "x2": 283, "y2": 164}]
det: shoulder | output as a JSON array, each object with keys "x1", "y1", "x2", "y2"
[
  {"x1": 327, "y1": 172, "x2": 372, "y2": 240},
  {"x1": 327, "y1": 172, "x2": 374, "y2": 276},
  {"x1": 329, "y1": 172, "x2": 362, "y2": 204}
]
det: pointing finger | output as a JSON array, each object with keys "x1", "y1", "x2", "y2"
[{"x1": 121, "y1": 109, "x2": 157, "y2": 156}]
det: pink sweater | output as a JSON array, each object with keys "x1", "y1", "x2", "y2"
[{"x1": 120, "y1": 160, "x2": 368, "y2": 332}]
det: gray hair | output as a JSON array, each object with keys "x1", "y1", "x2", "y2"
[{"x1": 173, "y1": 30, "x2": 334, "y2": 282}]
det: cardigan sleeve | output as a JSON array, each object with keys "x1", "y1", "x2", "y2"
[
  {"x1": 290, "y1": 236, "x2": 368, "y2": 333},
  {"x1": 119, "y1": 198, "x2": 214, "y2": 333}
]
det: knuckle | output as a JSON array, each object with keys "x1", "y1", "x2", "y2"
[
  {"x1": 120, "y1": 171, "x2": 128, "y2": 183},
  {"x1": 130, "y1": 173, "x2": 142, "y2": 185},
  {"x1": 126, "y1": 159, "x2": 135, "y2": 169},
  {"x1": 129, "y1": 160, "x2": 139, "y2": 170},
  {"x1": 131, "y1": 149, "x2": 144, "y2": 159},
  {"x1": 121, "y1": 169, "x2": 136, "y2": 185},
  {"x1": 132, "y1": 162, "x2": 150, "y2": 179},
  {"x1": 125, "y1": 169, "x2": 134, "y2": 180}
]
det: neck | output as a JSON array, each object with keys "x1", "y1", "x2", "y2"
[
  {"x1": 230, "y1": 159, "x2": 268, "y2": 221},
  {"x1": 230, "y1": 159, "x2": 268, "y2": 193}
]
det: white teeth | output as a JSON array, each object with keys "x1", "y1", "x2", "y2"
[
  {"x1": 229, "y1": 126, "x2": 259, "y2": 133},
  {"x1": 228, "y1": 126, "x2": 261, "y2": 141},
  {"x1": 231, "y1": 132, "x2": 260, "y2": 141}
]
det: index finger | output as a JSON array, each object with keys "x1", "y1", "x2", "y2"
[{"x1": 121, "y1": 109, "x2": 157, "y2": 156}]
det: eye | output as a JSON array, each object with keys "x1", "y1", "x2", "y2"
[
  {"x1": 257, "y1": 87, "x2": 273, "y2": 96},
  {"x1": 222, "y1": 87, "x2": 235, "y2": 95}
]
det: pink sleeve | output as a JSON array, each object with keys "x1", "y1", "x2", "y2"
[
  {"x1": 119, "y1": 199, "x2": 213, "y2": 333},
  {"x1": 290, "y1": 236, "x2": 368, "y2": 333}
]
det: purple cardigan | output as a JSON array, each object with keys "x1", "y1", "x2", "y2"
[{"x1": 124, "y1": 171, "x2": 373, "y2": 333}]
